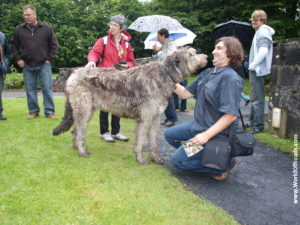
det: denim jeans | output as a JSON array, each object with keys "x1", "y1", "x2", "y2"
[
  {"x1": 164, "y1": 96, "x2": 178, "y2": 122},
  {"x1": 0, "y1": 72, "x2": 4, "y2": 113},
  {"x1": 164, "y1": 120, "x2": 225, "y2": 174},
  {"x1": 23, "y1": 63, "x2": 55, "y2": 115},
  {"x1": 173, "y1": 80, "x2": 187, "y2": 110},
  {"x1": 99, "y1": 111, "x2": 120, "y2": 135},
  {"x1": 249, "y1": 71, "x2": 265, "y2": 130}
]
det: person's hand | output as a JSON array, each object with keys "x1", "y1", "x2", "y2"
[
  {"x1": 248, "y1": 63, "x2": 255, "y2": 71},
  {"x1": 45, "y1": 60, "x2": 51, "y2": 64},
  {"x1": 17, "y1": 60, "x2": 25, "y2": 68},
  {"x1": 152, "y1": 44, "x2": 160, "y2": 52},
  {"x1": 85, "y1": 61, "x2": 96, "y2": 68},
  {"x1": 190, "y1": 132, "x2": 210, "y2": 146},
  {"x1": 120, "y1": 63, "x2": 128, "y2": 69}
]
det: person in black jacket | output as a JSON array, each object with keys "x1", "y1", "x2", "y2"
[{"x1": 11, "y1": 5, "x2": 58, "y2": 120}]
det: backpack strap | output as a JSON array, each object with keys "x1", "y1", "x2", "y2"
[{"x1": 103, "y1": 36, "x2": 108, "y2": 46}]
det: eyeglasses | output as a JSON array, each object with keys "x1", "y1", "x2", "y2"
[{"x1": 108, "y1": 22, "x2": 120, "y2": 28}]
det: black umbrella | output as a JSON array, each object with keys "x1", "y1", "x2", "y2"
[{"x1": 211, "y1": 20, "x2": 255, "y2": 47}]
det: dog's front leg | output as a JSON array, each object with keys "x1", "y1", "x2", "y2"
[
  {"x1": 149, "y1": 116, "x2": 164, "y2": 164},
  {"x1": 134, "y1": 120, "x2": 151, "y2": 164}
]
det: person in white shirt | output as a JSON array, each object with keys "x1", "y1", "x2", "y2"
[
  {"x1": 248, "y1": 10, "x2": 275, "y2": 134},
  {"x1": 153, "y1": 28, "x2": 178, "y2": 127}
]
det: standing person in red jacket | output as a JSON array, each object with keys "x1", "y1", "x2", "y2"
[{"x1": 86, "y1": 14, "x2": 135, "y2": 142}]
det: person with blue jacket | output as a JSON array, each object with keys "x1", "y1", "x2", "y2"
[
  {"x1": 0, "y1": 31, "x2": 10, "y2": 120},
  {"x1": 248, "y1": 10, "x2": 275, "y2": 134}
]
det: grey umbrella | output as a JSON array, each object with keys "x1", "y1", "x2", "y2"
[{"x1": 128, "y1": 15, "x2": 184, "y2": 33}]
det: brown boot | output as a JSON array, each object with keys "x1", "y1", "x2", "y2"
[
  {"x1": 212, "y1": 159, "x2": 237, "y2": 181},
  {"x1": 165, "y1": 121, "x2": 175, "y2": 127},
  {"x1": 46, "y1": 113, "x2": 58, "y2": 120},
  {"x1": 27, "y1": 113, "x2": 39, "y2": 119}
]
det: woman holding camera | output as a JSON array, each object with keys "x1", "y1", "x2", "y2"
[{"x1": 86, "y1": 14, "x2": 135, "y2": 142}]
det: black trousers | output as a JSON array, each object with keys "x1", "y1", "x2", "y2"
[
  {"x1": 99, "y1": 111, "x2": 120, "y2": 135},
  {"x1": 0, "y1": 72, "x2": 4, "y2": 113}
]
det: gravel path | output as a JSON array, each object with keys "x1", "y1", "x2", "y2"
[{"x1": 2, "y1": 91, "x2": 64, "y2": 98}]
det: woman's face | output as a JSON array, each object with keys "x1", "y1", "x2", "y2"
[
  {"x1": 109, "y1": 21, "x2": 122, "y2": 36},
  {"x1": 212, "y1": 41, "x2": 230, "y2": 67}
]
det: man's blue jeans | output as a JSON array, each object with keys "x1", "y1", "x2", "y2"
[
  {"x1": 23, "y1": 63, "x2": 55, "y2": 115},
  {"x1": 164, "y1": 120, "x2": 224, "y2": 174},
  {"x1": 249, "y1": 71, "x2": 265, "y2": 130},
  {"x1": 164, "y1": 96, "x2": 178, "y2": 122}
]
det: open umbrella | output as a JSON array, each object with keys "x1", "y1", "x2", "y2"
[
  {"x1": 128, "y1": 15, "x2": 184, "y2": 33},
  {"x1": 144, "y1": 28, "x2": 197, "y2": 49},
  {"x1": 211, "y1": 20, "x2": 255, "y2": 47}
]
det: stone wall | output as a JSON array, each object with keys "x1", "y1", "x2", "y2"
[{"x1": 268, "y1": 37, "x2": 300, "y2": 138}]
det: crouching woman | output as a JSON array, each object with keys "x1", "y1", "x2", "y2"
[{"x1": 164, "y1": 37, "x2": 244, "y2": 181}]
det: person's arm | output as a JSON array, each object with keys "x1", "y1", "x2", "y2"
[
  {"x1": 3, "y1": 35, "x2": 10, "y2": 57},
  {"x1": 191, "y1": 114, "x2": 237, "y2": 145},
  {"x1": 87, "y1": 38, "x2": 104, "y2": 66},
  {"x1": 174, "y1": 83, "x2": 193, "y2": 99},
  {"x1": 126, "y1": 43, "x2": 135, "y2": 68},
  {"x1": 248, "y1": 47, "x2": 268, "y2": 70},
  {"x1": 249, "y1": 37, "x2": 269, "y2": 70},
  {"x1": 10, "y1": 29, "x2": 21, "y2": 62},
  {"x1": 46, "y1": 27, "x2": 58, "y2": 63}
]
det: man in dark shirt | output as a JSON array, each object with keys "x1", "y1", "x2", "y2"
[
  {"x1": 11, "y1": 5, "x2": 58, "y2": 120},
  {"x1": 164, "y1": 37, "x2": 244, "y2": 181}
]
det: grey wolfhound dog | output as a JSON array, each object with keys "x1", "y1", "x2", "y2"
[{"x1": 53, "y1": 48, "x2": 207, "y2": 164}]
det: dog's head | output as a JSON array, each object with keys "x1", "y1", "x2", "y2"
[{"x1": 163, "y1": 48, "x2": 207, "y2": 83}]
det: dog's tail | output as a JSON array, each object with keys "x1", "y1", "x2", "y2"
[{"x1": 53, "y1": 98, "x2": 74, "y2": 135}]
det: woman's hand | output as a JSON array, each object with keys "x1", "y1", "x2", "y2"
[
  {"x1": 190, "y1": 132, "x2": 209, "y2": 146},
  {"x1": 85, "y1": 61, "x2": 96, "y2": 68}
]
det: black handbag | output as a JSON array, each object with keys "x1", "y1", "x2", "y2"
[
  {"x1": 229, "y1": 110, "x2": 256, "y2": 157},
  {"x1": 201, "y1": 136, "x2": 230, "y2": 170}
]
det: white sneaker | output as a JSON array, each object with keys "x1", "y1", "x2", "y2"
[
  {"x1": 111, "y1": 132, "x2": 129, "y2": 142},
  {"x1": 100, "y1": 132, "x2": 115, "y2": 143}
]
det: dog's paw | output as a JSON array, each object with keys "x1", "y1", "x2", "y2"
[
  {"x1": 136, "y1": 155, "x2": 149, "y2": 165},
  {"x1": 79, "y1": 151, "x2": 91, "y2": 158},
  {"x1": 151, "y1": 154, "x2": 165, "y2": 164}
]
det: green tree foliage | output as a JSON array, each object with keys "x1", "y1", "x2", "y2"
[
  {"x1": 153, "y1": 0, "x2": 300, "y2": 55},
  {"x1": 0, "y1": 0, "x2": 152, "y2": 71},
  {"x1": 0, "y1": 0, "x2": 299, "y2": 71}
]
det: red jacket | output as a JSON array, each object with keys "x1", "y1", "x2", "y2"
[{"x1": 87, "y1": 30, "x2": 135, "y2": 68}]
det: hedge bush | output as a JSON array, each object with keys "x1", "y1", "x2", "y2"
[{"x1": 4, "y1": 73, "x2": 58, "y2": 90}]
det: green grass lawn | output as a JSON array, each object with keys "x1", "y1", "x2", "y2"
[
  {"x1": 0, "y1": 98, "x2": 238, "y2": 225},
  {"x1": 252, "y1": 130, "x2": 297, "y2": 157}
]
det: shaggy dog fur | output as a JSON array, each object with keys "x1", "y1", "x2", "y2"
[{"x1": 53, "y1": 48, "x2": 207, "y2": 164}]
